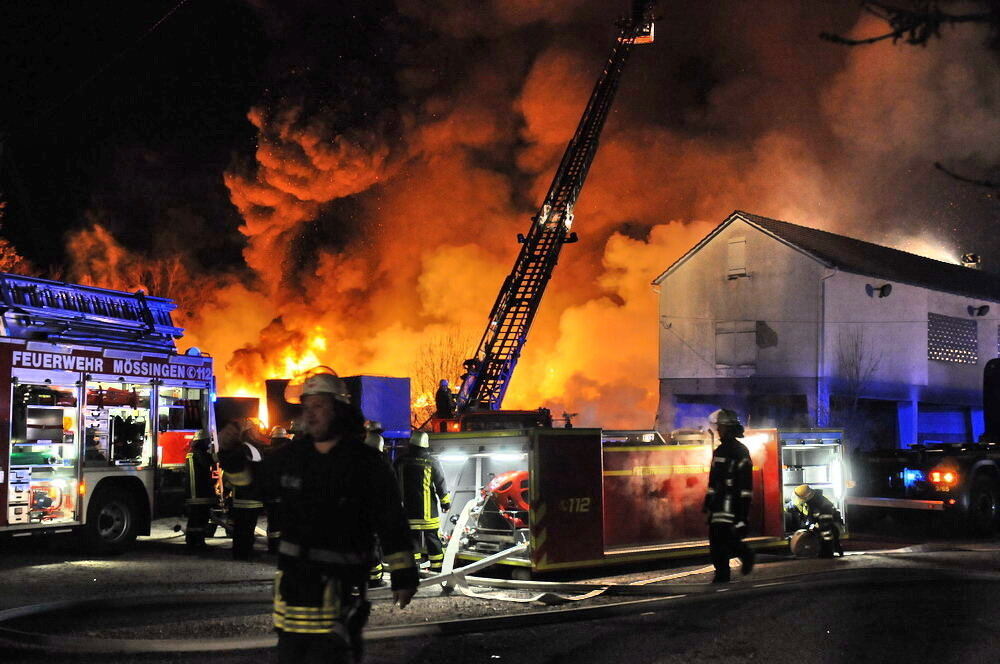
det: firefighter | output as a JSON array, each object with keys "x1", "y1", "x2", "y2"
[
  {"x1": 227, "y1": 432, "x2": 265, "y2": 561},
  {"x1": 395, "y1": 431, "x2": 451, "y2": 574},
  {"x1": 704, "y1": 409, "x2": 756, "y2": 583},
  {"x1": 218, "y1": 371, "x2": 417, "y2": 663},
  {"x1": 264, "y1": 426, "x2": 292, "y2": 553},
  {"x1": 791, "y1": 483, "x2": 845, "y2": 558},
  {"x1": 364, "y1": 421, "x2": 388, "y2": 588},
  {"x1": 184, "y1": 430, "x2": 216, "y2": 551},
  {"x1": 434, "y1": 379, "x2": 456, "y2": 419}
]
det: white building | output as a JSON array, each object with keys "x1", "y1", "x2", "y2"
[{"x1": 653, "y1": 211, "x2": 1000, "y2": 450}]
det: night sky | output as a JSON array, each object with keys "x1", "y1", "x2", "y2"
[
  {"x1": 2, "y1": 1, "x2": 996, "y2": 273},
  {"x1": 2, "y1": 1, "x2": 999, "y2": 420}
]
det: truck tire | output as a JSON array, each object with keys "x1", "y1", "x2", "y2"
[
  {"x1": 967, "y1": 476, "x2": 999, "y2": 536},
  {"x1": 82, "y1": 488, "x2": 139, "y2": 554}
]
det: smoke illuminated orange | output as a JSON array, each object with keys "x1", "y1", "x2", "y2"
[{"x1": 57, "y1": 9, "x2": 992, "y2": 429}]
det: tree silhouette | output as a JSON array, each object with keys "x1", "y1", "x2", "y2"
[{"x1": 823, "y1": 1, "x2": 1000, "y2": 192}]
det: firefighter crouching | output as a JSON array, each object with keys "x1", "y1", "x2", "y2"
[
  {"x1": 184, "y1": 430, "x2": 216, "y2": 551},
  {"x1": 395, "y1": 432, "x2": 451, "y2": 574},
  {"x1": 790, "y1": 483, "x2": 845, "y2": 558},
  {"x1": 226, "y1": 433, "x2": 265, "y2": 561},
  {"x1": 218, "y1": 371, "x2": 417, "y2": 663},
  {"x1": 704, "y1": 409, "x2": 756, "y2": 583}
]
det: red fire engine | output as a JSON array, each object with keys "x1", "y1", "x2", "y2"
[{"x1": 0, "y1": 273, "x2": 216, "y2": 552}]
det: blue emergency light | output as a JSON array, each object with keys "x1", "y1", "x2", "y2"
[{"x1": 902, "y1": 468, "x2": 924, "y2": 488}]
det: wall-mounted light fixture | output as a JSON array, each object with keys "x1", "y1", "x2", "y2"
[
  {"x1": 865, "y1": 283, "x2": 892, "y2": 298},
  {"x1": 968, "y1": 304, "x2": 990, "y2": 317}
]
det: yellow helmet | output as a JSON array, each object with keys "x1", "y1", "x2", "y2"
[{"x1": 794, "y1": 484, "x2": 815, "y2": 501}]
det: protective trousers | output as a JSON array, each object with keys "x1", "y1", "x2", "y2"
[
  {"x1": 274, "y1": 566, "x2": 366, "y2": 664},
  {"x1": 709, "y1": 522, "x2": 753, "y2": 582},
  {"x1": 185, "y1": 504, "x2": 210, "y2": 548},
  {"x1": 264, "y1": 498, "x2": 281, "y2": 554},
  {"x1": 817, "y1": 514, "x2": 843, "y2": 558},
  {"x1": 411, "y1": 528, "x2": 444, "y2": 572},
  {"x1": 231, "y1": 507, "x2": 262, "y2": 560}
]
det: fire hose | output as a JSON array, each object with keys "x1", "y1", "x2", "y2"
[{"x1": 4, "y1": 568, "x2": 1000, "y2": 654}]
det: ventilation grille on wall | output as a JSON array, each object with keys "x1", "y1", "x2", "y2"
[{"x1": 928, "y1": 313, "x2": 978, "y2": 364}]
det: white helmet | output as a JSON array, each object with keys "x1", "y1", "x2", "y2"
[
  {"x1": 412, "y1": 432, "x2": 430, "y2": 448},
  {"x1": 285, "y1": 368, "x2": 351, "y2": 405}
]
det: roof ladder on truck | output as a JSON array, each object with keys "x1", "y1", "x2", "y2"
[
  {"x1": 457, "y1": 0, "x2": 656, "y2": 412},
  {"x1": 0, "y1": 273, "x2": 183, "y2": 352}
]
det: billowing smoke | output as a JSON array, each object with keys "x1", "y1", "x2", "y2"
[{"x1": 62, "y1": 1, "x2": 1000, "y2": 428}]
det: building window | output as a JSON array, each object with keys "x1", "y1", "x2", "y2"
[
  {"x1": 716, "y1": 320, "x2": 757, "y2": 370},
  {"x1": 928, "y1": 313, "x2": 977, "y2": 364},
  {"x1": 727, "y1": 238, "x2": 747, "y2": 278}
]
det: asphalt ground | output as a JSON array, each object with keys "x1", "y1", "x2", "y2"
[{"x1": 1, "y1": 515, "x2": 998, "y2": 663}]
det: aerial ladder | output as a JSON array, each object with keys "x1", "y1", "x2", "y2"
[{"x1": 455, "y1": 0, "x2": 656, "y2": 414}]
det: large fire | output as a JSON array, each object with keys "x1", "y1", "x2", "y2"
[{"x1": 55, "y1": 8, "x2": 996, "y2": 428}]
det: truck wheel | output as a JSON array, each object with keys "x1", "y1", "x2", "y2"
[
  {"x1": 967, "y1": 477, "x2": 999, "y2": 536},
  {"x1": 82, "y1": 489, "x2": 139, "y2": 554}
]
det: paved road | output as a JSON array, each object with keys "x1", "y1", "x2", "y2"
[{"x1": 2, "y1": 520, "x2": 998, "y2": 663}]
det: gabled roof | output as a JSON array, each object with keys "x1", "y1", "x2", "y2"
[{"x1": 653, "y1": 210, "x2": 1000, "y2": 303}]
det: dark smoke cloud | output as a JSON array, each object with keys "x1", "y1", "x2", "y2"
[{"x1": 60, "y1": 0, "x2": 1000, "y2": 426}]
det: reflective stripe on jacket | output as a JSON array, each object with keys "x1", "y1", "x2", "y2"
[
  {"x1": 218, "y1": 435, "x2": 418, "y2": 592},
  {"x1": 394, "y1": 446, "x2": 450, "y2": 531},
  {"x1": 185, "y1": 447, "x2": 216, "y2": 506},
  {"x1": 704, "y1": 437, "x2": 753, "y2": 524}
]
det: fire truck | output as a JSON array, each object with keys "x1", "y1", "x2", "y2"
[
  {"x1": 847, "y1": 358, "x2": 1000, "y2": 534},
  {"x1": 430, "y1": 427, "x2": 847, "y2": 574},
  {"x1": 0, "y1": 273, "x2": 216, "y2": 552}
]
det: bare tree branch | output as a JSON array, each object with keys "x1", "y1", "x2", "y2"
[
  {"x1": 821, "y1": 1, "x2": 997, "y2": 47},
  {"x1": 934, "y1": 161, "x2": 1000, "y2": 189}
]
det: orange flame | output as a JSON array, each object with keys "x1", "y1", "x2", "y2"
[{"x1": 56, "y1": 8, "x2": 989, "y2": 429}]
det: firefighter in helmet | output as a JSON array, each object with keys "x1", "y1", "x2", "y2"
[
  {"x1": 704, "y1": 409, "x2": 756, "y2": 583},
  {"x1": 224, "y1": 423, "x2": 266, "y2": 561},
  {"x1": 218, "y1": 369, "x2": 417, "y2": 663},
  {"x1": 395, "y1": 431, "x2": 451, "y2": 574},
  {"x1": 263, "y1": 426, "x2": 292, "y2": 553},
  {"x1": 184, "y1": 430, "x2": 216, "y2": 551},
  {"x1": 790, "y1": 483, "x2": 844, "y2": 558}
]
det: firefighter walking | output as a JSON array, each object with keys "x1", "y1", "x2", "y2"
[
  {"x1": 184, "y1": 430, "x2": 216, "y2": 551},
  {"x1": 791, "y1": 483, "x2": 845, "y2": 558},
  {"x1": 218, "y1": 370, "x2": 417, "y2": 663},
  {"x1": 704, "y1": 409, "x2": 756, "y2": 583},
  {"x1": 395, "y1": 432, "x2": 451, "y2": 574}
]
